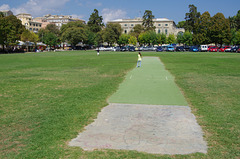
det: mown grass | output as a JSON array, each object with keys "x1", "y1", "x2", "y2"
[{"x1": 0, "y1": 51, "x2": 239, "y2": 158}]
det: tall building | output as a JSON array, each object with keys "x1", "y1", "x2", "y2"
[
  {"x1": 34, "y1": 14, "x2": 85, "y2": 28},
  {"x1": 16, "y1": 13, "x2": 42, "y2": 33},
  {"x1": 108, "y1": 18, "x2": 184, "y2": 36},
  {"x1": 0, "y1": 10, "x2": 13, "y2": 16}
]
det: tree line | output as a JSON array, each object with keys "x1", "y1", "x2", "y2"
[{"x1": 177, "y1": 5, "x2": 240, "y2": 46}]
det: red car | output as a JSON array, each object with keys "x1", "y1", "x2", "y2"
[
  {"x1": 218, "y1": 46, "x2": 231, "y2": 52},
  {"x1": 237, "y1": 48, "x2": 240, "y2": 53},
  {"x1": 209, "y1": 46, "x2": 218, "y2": 52}
]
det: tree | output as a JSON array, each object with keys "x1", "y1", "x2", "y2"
[
  {"x1": 87, "y1": 9, "x2": 104, "y2": 33},
  {"x1": 183, "y1": 31, "x2": 193, "y2": 46},
  {"x1": 118, "y1": 34, "x2": 130, "y2": 46},
  {"x1": 185, "y1": 4, "x2": 201, "y2": 32},
  {"x1": 0, "y1": 15, "x2": 25, "y2": 52},
  {"x1": 129, "y1": 24, "x2": 144, "y2": 39},
  {"x1": 176, "y1": 21, "x2": 186, "y2": 28},
  {"x1": 177, "y1": 32, "x2": 184, "y2": 44},
  {"x1": 142, "y1": 10, "x2": 156, "y2": 31},
  {"x1": 45, "y1": 23, "x2": 60, "y2": 36},
  {"x1": 62, "y1": 27, "x2": 87, "y2": 49},
  {"x1": 193, "y1": 11, "x2": 211, "y2": 45},
  {"x1": 236, "y1": 30, "x2": 240, "y2": 45},
  {"x1": 210, "y1": 13, "x2": 231, "y2": 46},
  {"x1": 157, "y1": 33, "x2": 167, "y2": 45},
  {"x1": 102, "y1": 23, "x2": 122, "y2": 46},
  {"x1": 21, "y1": 30, "x2": 39, "y2": 52},
  {"x1": 60, "y1": 21, "x2": 87, "y2": 48},
  {"x1": 167, "y1": 34, "x2": 176, "y2": 44},
  {"x1": 128, "y1": 36, "x2": 137, "y2": 46}
]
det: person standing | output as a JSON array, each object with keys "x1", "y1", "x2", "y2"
[
  {"x1": 96, "y1": 47, "x2": 100, "y2": 56},
  {"x1": 137, "y1": 52, "x2": 142, "y2": 67}
]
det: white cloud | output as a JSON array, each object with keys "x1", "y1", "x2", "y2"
[
  {"x1": 3, "y1": 0, "x2": 70, "y2": 17},
  {"x1": 102, "y1": 8, "x2": 128, "y2": 24},
  {"x1": 0, "y1": 4, "x2": 10, "y2": 10}
]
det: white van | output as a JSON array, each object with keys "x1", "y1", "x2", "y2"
[{"x1": 200, "y1": 45, "x2": 208, "y2": 52}]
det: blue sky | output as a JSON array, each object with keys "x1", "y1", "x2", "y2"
[{"x1": 1, "y1": 0, "x2": 239, "y2": 24}]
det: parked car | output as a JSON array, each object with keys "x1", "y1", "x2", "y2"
[
  {"x1": 120, "y1": 46, "x2": 127, "y2": 51},
  {"x1": 129, "y1": 46, "x2": 136, "y2": 51},
  {"x1": 156, "y1": 46, "x2": 163, "y2": 52},
  {"x1": 200, "y1": 45, "x2": 208, "y2": 52},
  {"x1": 218, "y1": 46, "x2": 231, "y2": 52},
  {"x1": 176, "y1": 46, "x2": 185, "y2": 52},
  {"x1": 142, "y1": 46, "x2": 155, "y2": 51},
  {"x1": 231, "y1": 46, "x2": 239, "y2": 52},
  {"x1": 209, "y1": 46, "x2": 218, "y2": 52},
  {"x1": 113, "y1": 46, "x2": 121, "y2": 51},
  {"x1": 167, "y1": 45, "x2": 175, "y2": 52},
  {"x1": 184, "y1": 45, "x2": 190, "y2": 51},
  {"x1": 189, "y1": 46, "x2": 199, "y2": 52},
  {"x1": 237, "y1": 48, "x2": 240, "y2": 53}
]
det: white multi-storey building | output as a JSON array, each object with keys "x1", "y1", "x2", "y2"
[{"x1": 108, "y1": 18, "x2": 184, "y2": 36}]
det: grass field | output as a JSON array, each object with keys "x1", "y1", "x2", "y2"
[{"x1": 0, "y1": 51, "x2": 239, "y2": 158}]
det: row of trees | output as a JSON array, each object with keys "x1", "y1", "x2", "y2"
[{"x1": 177, "y1": 5, "x2": 240, "y2": 46}]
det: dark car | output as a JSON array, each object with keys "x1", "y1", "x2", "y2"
[
  {"x1": 189, "y1": 46, "x2": 199, "y2": 52},
  {"x1": 129, "y1": 46, "x2": 135, "y2": 51},
  {"x1": 156, "y1": 46, "x2": 163, "y2": 52},
  {"x1": 120, "y1": 46, "x2": 127, "y2": 51},
  {"x1": 231, "y1": 46, "x2": 239, "y2": 52},
  {"x1": 184, "y1": 45, "x2": 190, "y2": 51},
  {"x1": 176, "y1": 46, "x2": 185, "y2": 52}
]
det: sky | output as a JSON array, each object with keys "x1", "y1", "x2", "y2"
[{"x1": 0, "y1": 0, "x2": 240, "y2": 24}]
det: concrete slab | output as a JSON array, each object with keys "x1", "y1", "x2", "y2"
[{"x1": 69, "y1": 103, "x2": 208, "y2": 154}]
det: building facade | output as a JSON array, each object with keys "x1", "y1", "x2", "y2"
[
  {"x1": 108, "y1": 18, "x2": 184, "y2": 36},
  {"x1": 34, "y1": 14, "x2": 85, "y2": 28},
  {"x1": 16, "y1": 13, "x2": 42, "y2": 33}
]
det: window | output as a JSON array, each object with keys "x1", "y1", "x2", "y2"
[
  {"x1": 124, "y1": 24, "x2": 127, "y2": 27},
  {"x1": 33, "y1": 24, "x2": 35, "y2": 26},
  {"x1": 36, "y1": 24, "x2": 38, "y2": 27},
  {"x1": 165, "y1": 24, "x2": 168, "y2": 26},
  {"x1": 33, "y1": 28, "x2": 35, "y2": 31},
  {"x1": 131, "y1": 24, "x2": 134, "y2": 27},
  {"x1": 125, "y1": 30, "x2": 127, "y2": 34},
  {"x1": 158, "y1": 29, "x2": 161, "y2": 34},
  {"x1": 158, "y1": 24, "x2": 161, "y2": 26},
  {"x1": 30, "y1": 23, "x2": 32, "y2": 26},
  {"x1": 165, "y1": 29, "x2": 168, "y2": 35},
  {"x1": 39, "y1": 25, "x2": 41, "y2": 27},
  {"x1": 29, "y1": 28, "x2": 32, "y2": 31}
]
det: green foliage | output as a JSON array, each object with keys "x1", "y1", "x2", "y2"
[
  {"x1": 0, "y1": 15, "x2": 25, "y2": 48},
  {"x1": 210, "y1": 13, "x2": 231, "y2": 45},
  {"x1": 62, "y1": 27, "x2": 87, "y2": 48},
  {"x1": 118, "y1": 34, "x2": 130, "y2": 46},
  {"x1": 183, "y1": 31, "x2": 193, "y2": 46},
  {"x1": 193, "y1": 11, "x2": 211, "y2": 45},
  {"x1": 185, "y1": 4, "x2": 201, "y2": 32},
  {"x1": 43, "y1": 32, "x2": 59, "y2": 48},
  {"x1": 138, "y1": 31, "x2": 157, "y2": 45},
  {"x1": 167, "y1": 34, "x2": 176, "y2": 44},
  {"x1": 177, "y1": 32, "x2": 184, "y2": 44},
  {"x1": 236, "y1": 30, "x2": 240, "y2": 45},
  {"x1": 45, "y1": 24, "x2": 60, "y2": 36},
  {"x1": 129, "y1": 24, "x2": 144, "y2": 39},
  {"x1": 157, "y1": 33, "x2": 167, "y2": 44},
  {"x1": 128, "y1": 36, "x2": 137, "y2": 46},
  {"x1": 142, "y1": 10, "x2": 156, "y2": 31},
  {"x1": 87, "y1": 9, "x2": 104, "y2": 33},
  {"x1": 176, "y1": 21, "x2": 186, "y2": 28},
  {"x1": 103, "y1": 23, "x2": 122, "y2": 46}
]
